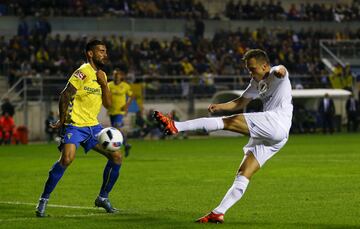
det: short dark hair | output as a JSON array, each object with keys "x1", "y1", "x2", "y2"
[
  {"x1": 242, "y1": 49, "x2": 270, "y2": 64},
  {"x1": 85, "y1": 40, "x2": 105, "y2": 52}
]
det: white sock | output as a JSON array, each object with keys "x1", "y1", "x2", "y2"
[
  {"x1": 213, "y1": 175, "x2": 249, "y2": 214},
  {"x1": 174, "y1": 117, "x2": 224, "y2": 132}
]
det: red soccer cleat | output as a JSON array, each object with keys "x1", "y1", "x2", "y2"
[
  {"x1": 195, "y1": 212, "x2": 224, "y2": 224},
  {"x1": 153, "y1": 111, "x2": 178, "y2": 135}
]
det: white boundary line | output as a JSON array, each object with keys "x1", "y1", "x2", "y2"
[
  {"x1": 0, "y1": 213, "x2": 109, "y2": 222},
  {"x1": 0, "y1": 201, "x2": 115, "y2": 222},
  {"x1": 0, "y1": 201, "x2": 102, "y2": 210}
]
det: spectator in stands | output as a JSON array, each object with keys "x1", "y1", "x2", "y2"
[
  {"x1": 107, "y1": 0, "x2": 132, "y2": 16},
  {"x1": 225, "y1": 0, "x2": 237, "y2": 20},
  {"x1": 45, "y1": 111, "x2": 57, "y2": 143},
  {"x1": 288, "y1": 3, "x2": 300, "y2": 20},
  {"x1": 329, "y1": 64, "x2": 344, "y2": 89},
  {"x1": 343, "y1": 64, "x2": 354, "y2": 91},
  {"x1": 334, "y1": 3, "x2": 346, "y2": 22},
  {"x1": 35, "y1": 46, "x2": 50, "y2": 72},
  {"x1": 194, "y1": 16, "x2": 205, "y2": 41},
  {"x1": 33, "y1": 15, "x2": 51, "y2": 39},
  {"x1": 318, "y1": 93, "x2": 335, "y2": 134},
  {"x1": 0, "y1": 112, "x2": 15, "y2": 145},
  {"x1": 1, "y1": 97, "x2": 15, "y2": 117},
  {"x1": 17, "y1": 16, "x2": 29, "y2": 37},
  {"x1": 346, "y1": 94, "x2": 359, "y2": 132},
  {"x1": 181, "y1": 57, "x2": 195, "y2": 75}
]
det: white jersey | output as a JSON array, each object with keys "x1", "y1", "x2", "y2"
[{"x1": 242, "y1": 65, "x2": 293, "y2": 132}]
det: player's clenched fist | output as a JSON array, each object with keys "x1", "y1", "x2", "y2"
[
  {"x1": 208, "y1": 104, "x2": 222, "y2": 113},
  {"x1": 96, "y1": 70, "x2": 107, "y2": 86},
  {"x1": 273, "y1": 65, "x2": 286, "y2": 78}
]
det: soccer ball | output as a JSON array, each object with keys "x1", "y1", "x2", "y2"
[{"x1": 97, "y1": 127, "x2": 124, "y2": 152}]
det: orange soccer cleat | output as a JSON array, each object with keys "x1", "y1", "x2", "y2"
[
  {"x1": 152, "y1": 111, "x2": 178, "y2": 135},
  {"x1": 195, "y1": 212, "x2": 224, "y2": 224}
]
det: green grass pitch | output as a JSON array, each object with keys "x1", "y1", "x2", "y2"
[{"x1": 1, "y1": 134, "x2": 360, "y2": 228}]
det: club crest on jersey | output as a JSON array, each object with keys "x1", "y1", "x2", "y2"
[
  {"x1": 74, "y1": 70, "x2": 86, "y2": 80},
  {"x1": 67, "y1": 133, "x2": 73, "y2": 140},
  {"x1": 258, "y1": 80, "x2": 268, "y2": 95}
]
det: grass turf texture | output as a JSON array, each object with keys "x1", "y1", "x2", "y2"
[{"x1": 0, "y1": 134, "x2": 360, "y2": 228}]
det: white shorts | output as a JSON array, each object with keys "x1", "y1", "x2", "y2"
[
  {"x1": 243, "y1": 137, "x2": 288, "y2": 167},
  {"x1": 243, "y1": 111, "x2": 289, "y2": 167}
]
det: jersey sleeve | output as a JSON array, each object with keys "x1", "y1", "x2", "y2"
[
  {"x1": 68, "y1": 69, "x2": 87, "y2": 89},
  {"x1": 242, "y1": 79, "x2": 258, "y2": 99}
]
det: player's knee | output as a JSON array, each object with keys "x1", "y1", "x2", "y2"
[
  {"x1": 237, "y1": 153, "x2": 260, "y2": 179},
  {"x1": 60, "y1": 153, "x2": 75, "y2": 167},
  {"x1": 223, "y1": 115, "x2": 249, "y2": 135},
  {"x1": 110, "y1": 151, "x2": 122, "y2": 165},
  {"x1": 60, "y1": 156, "x2": 74, "y2": 167}
]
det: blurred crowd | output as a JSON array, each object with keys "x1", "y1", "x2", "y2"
[
  {"x1": 3, "y1": 17, "x2": 360, "y2": 89},
  {"x1": 1, "y1": 0, "x2": 360, "y2": 22},
  {"x1": 0, "y1": 0, "x2": 208, "y2": 19},
  {"x1": 225, "y1": 0, "x2": 360, "y2": 22}
]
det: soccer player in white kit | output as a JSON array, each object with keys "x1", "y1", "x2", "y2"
[{"x1": 153, "y1": 49, "x2": 293, "y2": 224}]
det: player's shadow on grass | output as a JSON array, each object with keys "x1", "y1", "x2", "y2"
[{"x1": 99, "y1": 208, "x2": 206, "y2": 227}]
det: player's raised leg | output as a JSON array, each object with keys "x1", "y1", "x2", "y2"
[
  {"x1": 196, "y1": 152, "x2": 260, "y2": 224},
  {"x1": 153, "y1": 111, "x2": 250, "y2": 136},
  {"x1": 93, "y1": 145, "x2": 123, "y2": 213},
  {"x1": 36, "y1": 144, "x2": 76, "y2": 217}
]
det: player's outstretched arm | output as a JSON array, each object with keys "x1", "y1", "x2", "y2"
[
  {"x1": 208, "y1": 96, "x2": 252, "y2": 114},
  {"x1": 50, "y1": 82, "x2": 77, "y2": 129},
  {"x1": 97, "y1": 70, "x2": 112, "y2": 109}
]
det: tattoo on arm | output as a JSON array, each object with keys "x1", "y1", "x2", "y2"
[{"x1": 59, "y1": 83, "x2": 77, "y2": 123}]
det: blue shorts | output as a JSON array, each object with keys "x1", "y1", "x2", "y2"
[
  {"x1": 58, "y1": 124, "x2": 102, "y2": 153},
  {"x1": 110, "y1": 115, "x2": 124, "y2": 128}
]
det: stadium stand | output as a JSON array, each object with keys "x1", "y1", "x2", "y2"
[
  {"x1": 1, "y1": 0, "x2": 360, "y2": 22},
  {"x1": 1, "y1": 0, "x2": 359, "y2": 140},
  {"x1": 2, "y1": 26, "x2": 360, "y2": 100},
  {"x1": 0, "y1": 0, "x2": 209, "y2": 19}
]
